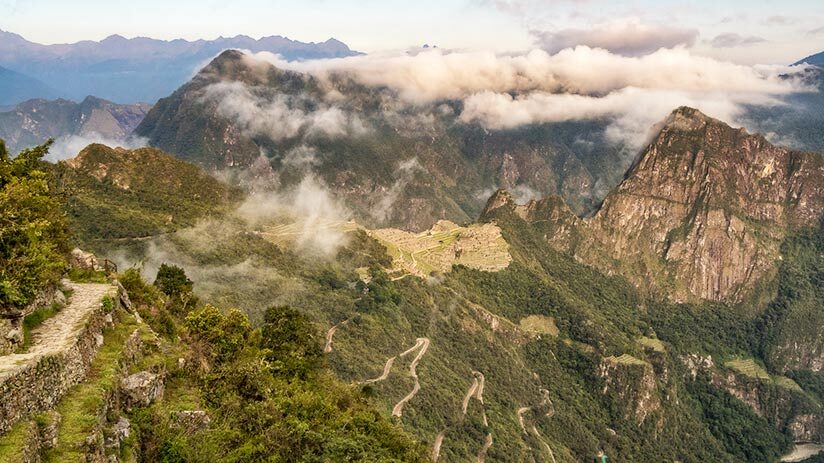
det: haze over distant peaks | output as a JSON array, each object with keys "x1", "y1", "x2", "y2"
[
  {"x1": 0, "y1": 65, "x2": 57, "y2": 106},
  {"x1": 0, "y1": 29, "x2": 360, "y2": 104}
]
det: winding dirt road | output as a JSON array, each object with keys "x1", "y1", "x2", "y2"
[
  {"x1": 477, "y1": 433, "x2": 493, "y2": 463},
  {"x1": 432, "y1": 430, "x2": 446, "y2": 462},
  {"x1": 363, "y1": 356, "x2": 396, "y2": 384},
  {"x1": 517, "y1": 405, "x2": 558, "y2": 463},
  {"x1": 323, "y1": 319, "x2": 350, "y2": 353},
  {"x1": 392, "y1": 337, "x2": 430, "y2": 417}
]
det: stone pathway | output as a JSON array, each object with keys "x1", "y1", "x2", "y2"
[{"x1": 0, "y1": 281, "x2": 115, "y2": 378}]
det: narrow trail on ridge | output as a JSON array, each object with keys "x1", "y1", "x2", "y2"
[{"x1": 392, "y1": 337, "x2": 430, "y2": 417}]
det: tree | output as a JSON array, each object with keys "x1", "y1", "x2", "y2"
[
  {"x1": 0, "y1": 139, "x2": 67, "y2": 312},
  {"x1": 154, "y1": 263, "x2": 197, "y2": 313},
  {"x1": 260, "y1": 305, "x2": 322, "y2": 378}
]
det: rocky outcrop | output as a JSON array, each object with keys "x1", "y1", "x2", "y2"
[
  {"x1": 484, "y1": 108, "x2": 824, "y2": 303},
  {"x1": 0, "y1": 286, "x2": 66, "y2": 355},
  {"x1": 599, "y1": 354, "x2": 661, "y2": 425},
  {"x1": 120, "y1": 370, "x2": 164, "y2": 410}
]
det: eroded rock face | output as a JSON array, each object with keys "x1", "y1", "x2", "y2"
[
  {"x1": 485, "y1": 108, "x2": 824, "y2": 303},
  {"x1": 586, "y1": 108, "x2": 823, "y2": 302},
  {"x1": 120, "y1": 371, "x2": 164, "y2": 410}
]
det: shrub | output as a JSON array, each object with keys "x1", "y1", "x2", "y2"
[{"x1": 0, "y1": 139, "x2": 68, "y2": 311}]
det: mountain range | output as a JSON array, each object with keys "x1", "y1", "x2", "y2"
[
  {"x1": 136, "y1": 49, "x2": 632, "y2": 230},
  {"x1": 0, "y1": 96, "x2": 150, "y2": 154},
  {"x1": 0, "y1": 65, "x2": 57, "y2": 106},
  {"x1": 2, "y1": 38, "x2": 824, "y2": 463},
  {"x1": 0, "y1": 29, "x2": 360, "y2": 104}
]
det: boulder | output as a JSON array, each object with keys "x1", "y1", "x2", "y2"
[
  {"x1": 5, "y1": 328, "x2": 22, "y2": 344},
  {"x1": 54, "y1": 289, "x2": 67, "y2": 307},
  {"x1": 116, "y1": 281, "x2": 132, "y2": 312},
  {"x1": 120, "y1": 371, "x2": 164, "y2": 410},
  {"x1": 104, "y1": 416, "x2": 131, "y2": 450},
  {"x1": 70, "y1": 248, "x2": 102, "y2": 271}
]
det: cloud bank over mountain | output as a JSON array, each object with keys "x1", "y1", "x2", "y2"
[{"x1": 244, "y1": 46, "x2": 807, "y2": 149}]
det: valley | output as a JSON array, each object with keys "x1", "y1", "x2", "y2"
[{"x1": 1, "y1": 10, "x2": 824, "y2": 462}]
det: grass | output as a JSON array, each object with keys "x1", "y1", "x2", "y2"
[
  {"x1": 725, "y1": 359, "x2": 771, "y2": 380},
  {"x1": 43, "y1": 311, "x2": 142, "y2": 463},
  {"x1": 724, "y1": 358, "x2": 803, "y2": 391},
  {"x1": 519, "y1": 315, "x2": 560, "y2": 336},
  {"x1": 19, "y1": 303, "x2": 62, "y2": 351},
  {"x1": 0, "y1": 420, "x2": 33, "y2": 462}
]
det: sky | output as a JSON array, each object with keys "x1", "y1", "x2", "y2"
[{"x1": 0, "y1": 0, "x2": 823, "y2": 64}]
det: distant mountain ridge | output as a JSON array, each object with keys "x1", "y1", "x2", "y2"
[
  {"x1": 0, "y1": 29, "x2": 360, "y2": 104},
  {"x1": 0, "y1": 96, "x2": 151, "y2": 153},
  {"x1": 0, "y1": 65, "x2": 57, "y2": 106}
]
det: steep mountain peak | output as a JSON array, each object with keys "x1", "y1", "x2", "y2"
[
  {"x1": 511, "y1": 108, "x2": 824, "y2": 303},
  {"x1": 662, "y1": 106, "x2": 713, "y2": 130}
]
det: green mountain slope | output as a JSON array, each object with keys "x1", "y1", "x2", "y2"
[
  {"x1": 58, "y1": 136, "x2": 824, "y2": 461},
  {"x1": 52, "y1": 143, "x2": 240, "y2": 245}
]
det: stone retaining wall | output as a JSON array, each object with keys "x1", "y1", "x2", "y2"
[{"x1": 0, "y1": 285, "x2": 121, "y2": 434}]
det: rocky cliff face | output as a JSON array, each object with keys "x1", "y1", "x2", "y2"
[{"x1": 485, "y1": 107, "x2": 824, "y2": 303}]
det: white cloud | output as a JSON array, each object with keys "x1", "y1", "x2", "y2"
[
  {"x1": 248, "y1": 46, "x2": 803, "y2": 104},
  {"x1": 709, "y1": 33, "x2": 767, "y2": 48},
  {"x1": 200, "y1": 81, "x2": 368, "y2": 141},
  {"x1": 47, "y1": 133, "x2": 147, "y2": 162},
  {"x1": 236, "y1": 175, "x2": 350, "y2": 256},
  {"x1": 459, "y1": 86, "x2": 788, "y2": 150},
  {"x1": 218, "y1": 48, "x2": 810, "y2": 153},
  {"x1": 533, "y1": 19, "x2": 698, "y2": 56},
  {"x1": 371, "y1": 158, "x2": 423, "y2": 223}
]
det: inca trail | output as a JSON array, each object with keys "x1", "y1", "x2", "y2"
[
  {"x1": 391, "y1": 337, "x2": 430, "y2": 417},
  {"x1": 0, "y1": 281, "x2": 115, "y2": 377}
]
